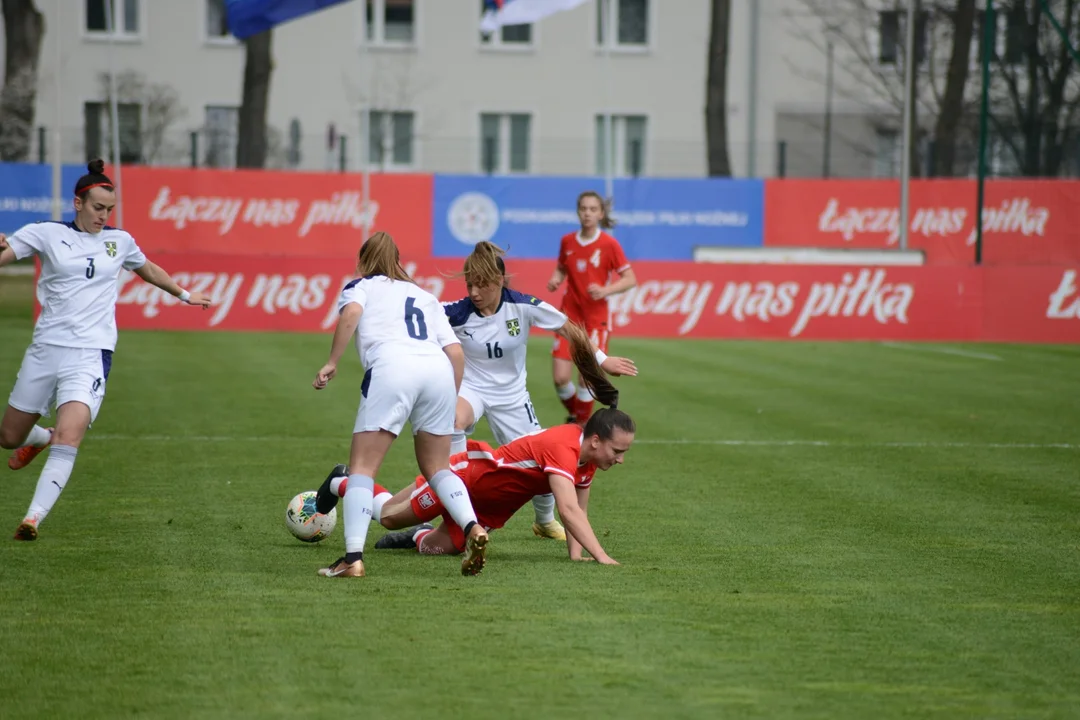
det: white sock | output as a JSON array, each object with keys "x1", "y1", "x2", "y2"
[
  {"x1": 532, "y1": 493, "x2": 556, "y2": 524},
  {"x1": 342, "y1": 473, "x2": 375, "y2": 554},
  {"x1": 24, "y1": 425, "x2": 51, "y2": 448},
  {"x1": 329, "y1": 476, "x2": 345, "y2": 497},
  {"x1": 576, "y1": 385, "x2": 594, "y2": 402},
  {"x1": 427, "y1": 468, "x2": 478, "y2": 530},
  {"x1": 372, "y1": 489, "x2": 392, "y2": 523},
  {"x1": 556, "y1": 382, "x2": 576, "y2": 400},
  {"x1": 451, "y1": 431, "x2": 467, "y2": 455},
  {"x1": 26, "y1": 444, "x2": 77, "y2": 522}
]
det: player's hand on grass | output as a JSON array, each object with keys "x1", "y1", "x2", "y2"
[
  {"x1": 601, "y1": 356, "x2": 637, "y2": 377},
  {"x1": 587, "y1": 283, "x2": 607, "y2": 300},
  {"x1": 597, "y1": 556, "x2": 620, "y2": 566},
  {"x1": 313, "y1": 363, "x2": 336, "y2": 389},
  {"x1": 182, "y1": 291, "x2": 213, "y2": 309}
]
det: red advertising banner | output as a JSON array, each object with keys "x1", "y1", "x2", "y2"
[
  {"x1": 981, "y1": 265, "x2": 1080, "y2": 342},
  {"x1": 112, "y1": 255, "x2": 1080, "y2": 343},
  {"x1": 764, "y1": 179, "x2": 1080, "y2": 266},
  {"x1": 120, "y1": 166, "x2": 433, "y2": 259}
]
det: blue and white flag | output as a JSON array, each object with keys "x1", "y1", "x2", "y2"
[
  {"x1": 226, "y1": 0, "x2": 351, "y2": 39},
  {"x1": 480, "y1": 0, "x2": 591, "y2": 33}
]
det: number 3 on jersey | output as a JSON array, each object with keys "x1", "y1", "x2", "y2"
[{"x1": 404, "y1": 297, "x2": 428, "y2": 340}]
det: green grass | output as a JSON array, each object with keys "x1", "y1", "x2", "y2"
[{"x1": 1, "y1": 274, "x2": 1079, "y2": 719}]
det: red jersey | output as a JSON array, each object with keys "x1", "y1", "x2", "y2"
[
  {"x1": 454, "y1": 426, "x2": 596, "y2": 521},
  {"x1": 557, "y1": 230, "x2": 631, "y2": 328}
]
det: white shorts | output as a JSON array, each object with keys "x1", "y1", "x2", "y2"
[
  {"x1": 459, "y1": 386, "x2": 541, "y2": 446},
  {"x1": 8, "y1": 343, "x2": 113, "y2": 422},
  {"x1": 354, "y1": 355, "x2": 456, "y2": 436}
]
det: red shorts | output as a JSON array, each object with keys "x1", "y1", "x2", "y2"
[
  {"x1": 551, "y1": 325, "x2": 610, "y2": 362},
  {"x1": 407, "y1": 475, "x2": 520, "y2": 553}
]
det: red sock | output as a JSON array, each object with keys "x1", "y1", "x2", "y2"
[
  {"x1": 374, "y1": 483, "x2": 389, "y2": 495},
  {"x1": 337, "y1": 478, "x2": 348, "y2": 496},
  {"x1": 559, "y1": 394, "x2": 576, "y2": 415},
  {"x1": 574, "y1": 399, "x2": 594, "y2": 425}
]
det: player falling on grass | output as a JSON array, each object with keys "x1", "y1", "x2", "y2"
[
  {"x1": 0, "y1": 159, "x2": 212, "y2": 541},
  {"x1": 312, "y1": 231, "x2": 488, "y2": 578},
  {"x1": 441, "y1": 240, "x2": 636, "y2": 542},
  {"x1": 548, "y1": 191, "x2": 636, "y2": 426},
  {"x1": 317, "y1": 406, "x2": 633, "y2": 565}
]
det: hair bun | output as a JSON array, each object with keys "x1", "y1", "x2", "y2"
[{"x1": 87, "y1": 158, "x2": 105, "y2": 174}]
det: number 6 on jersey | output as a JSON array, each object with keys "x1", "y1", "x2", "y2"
[{"x1": 404, "y1": 297, "x2": 428, "y2": 340}]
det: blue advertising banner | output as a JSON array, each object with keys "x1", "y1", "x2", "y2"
[
  {"x1": 432, "y1": 175, "x2": 764, "y2": 260},
  {"x1": 0, "y1": 163, "x2": 83, "y2": 235}
]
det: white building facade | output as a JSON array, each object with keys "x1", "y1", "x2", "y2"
[{"x1": 3, "y1": 0, "x2": 929, "y2": 179}]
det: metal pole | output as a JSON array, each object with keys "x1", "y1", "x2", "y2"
[
  {"x1": 747, "y1": 0, "x2": 759, "y2": 176},
  {"x1": 898, "y1": 0, "x2": 918, "y2": 251},
  {"x1": 823, "y1": 37, "x2": 834, "y2": 178},
  {"x1": 51, "y1": 0, "x2": 62, "y2": 221},
  {"x1": 360, "y1": 39, "x2": 371, "y2": 239},
  {"x1": 975, "y1": 1, "x2": 995, "y2": 264},
  {"x1": 104, "y1": 0, "x2": 123, "y2": 227},
  {"x1": 603, "y1": 0, "x2": 614, "y2": 203}
]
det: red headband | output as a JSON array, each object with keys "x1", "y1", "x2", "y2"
[{"x1": 77, "y1": 182, "x2": 115, "y2": 195}]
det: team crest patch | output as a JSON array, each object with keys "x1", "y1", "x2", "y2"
[
  {"x1": 104, "y1": 241, "x2": 117, "y2": 258},
  {"x1": 506, "y1": 318, "x2": 521, "y2": 336},
  {"x1": 576, "y1": 259, "x2": 587, "y2": 273},
  {"x1": 417, "y1": 492, "x2": 436, "y2": 510}
]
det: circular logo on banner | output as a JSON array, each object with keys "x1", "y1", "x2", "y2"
[{"x1": 448, "y1": 192, "x2": 499, "y2": 246}]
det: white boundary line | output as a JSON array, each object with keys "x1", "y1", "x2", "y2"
[
  {"x1": 90, "y1": 435, "x2": 1079, "y2": 450},
  {"x1": 881, "y1": 341, "x2": 1004, "y2": 362}
]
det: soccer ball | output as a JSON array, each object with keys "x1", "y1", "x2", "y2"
[{"x1": 285, "y1": 491, "x2": 337, "y2": 543}]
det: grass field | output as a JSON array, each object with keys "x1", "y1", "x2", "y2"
[{"x1": 1, "y1": 273, "x2": 1079, "y2": 719}]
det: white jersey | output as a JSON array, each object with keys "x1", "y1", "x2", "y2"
[
  {"x1": 8, "y1": 221, "x2": 147, "y2": 351},
  {"x1": 444, "y1": 288, "x2": 567, "y2": 405},
  {"x1": 337, "y1": 275, "x2": 458, "y2": 369}
]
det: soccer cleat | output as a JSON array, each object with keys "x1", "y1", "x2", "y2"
[
  {"x1": 315, "y1": 463, "x2": 349, "y2": 515},
  {"x1": 532, "y1": 520, "x2": 567, "y2": 542},
  {"x1": 8, "y1": 429, "x2": 53, "y2": 471},
  {"x1": 318, "y1": 556, "x2": 365, "y2": 578},
  {"x1": 13, "y1": 515, "x2": 40, "y2": 542},
  {"x1": 375, "y1": 523, "x2": 434, "y2": 550},
  {"x1": 460, "y1": 528, "x2": 489, "y2": 576}
]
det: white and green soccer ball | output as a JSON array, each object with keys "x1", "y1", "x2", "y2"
[{"x1": 285, "y1": 490, "x2": 337, "y2": 543}]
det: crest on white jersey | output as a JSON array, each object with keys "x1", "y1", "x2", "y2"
[
  {"x1": 506, "y1": 318, "x2": 521, "y2": 337},
  {"x1": 105, "y1": 241, "x2": 117, "y2": 257}
]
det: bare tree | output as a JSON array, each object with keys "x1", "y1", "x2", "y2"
[
  {"x1": 705, "y1": 0, "x2": 733, "y2": 176},
  {"x1": 0, "y1": 0, "x2": 44, "y2": 161},
  {"x1": 986, "y1": 0, "x2": 1080, "y2": 176},
  {"x1": 931, "y1": 0, "x2": 976, "y2": 175},
  {"x1": 236, "y1": 30, "x2": 273, "y2": 169},
  {"x1": 97, "y1": 71, "x2": 186, "y2": 164}
]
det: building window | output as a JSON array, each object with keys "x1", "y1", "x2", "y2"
[
  {"x1": 595, "y1": 114, "x2": 646, "y2": 176},
  {"x1": 479, "y1": 113, "x2": 531, "y2": 173},
  {"x1": 876, "y1": 10, "x2": 927, "y2": 65},
  {"x1": 205, "y1": 0, "x2": 232, "y2": 40},
  {"x1": 204, "y1": 106, "x2": 238, "y2": 168},
  {"x1": 368, "y1": 110, "x2": 414, "y2": 168},
  {"x1": 84, "y1": 101, "x2": 142, "y2": 164},
  {"x1": 479, "y1": 0, "x2": 532, "y2": 47},
  {"x1": 365, "y1": 0, "x2": 415, "y2": 44},
  {"x1": 596, "y1": 0, "x2": 648, "y2": 48},
  {"x1": 86, "y1": 0, "x2": 140, "y2": 36},
  {"x1": 873, "y1": 129, "x2": 900, "y2": 178}
]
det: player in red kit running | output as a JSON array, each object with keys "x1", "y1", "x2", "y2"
[
  {"x1": 316, "y1": 408, "x2": 635, "y2": 565},
  {"x1": 547, "y1": 191, "x2": 636, "y2": 425}
]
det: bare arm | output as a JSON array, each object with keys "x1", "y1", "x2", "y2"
[
  {"x1": 590, "y1": 267, "x2": 637, "y2": 300},
  {"x1": 547, "y1": 265, "x2": 567, "y2": 292},
  {"x1": 443, "y1": 342, "x2": 465, "y2": 392},
  {"x1": 313, "y1": 303, "x2": 362, "y2": 389},
  {"x1": 549, "y1": 474, "x2": 617, "y2": 565},
  {"x1": 566, "y1": 485, "x2": 591, "y2": 561},
  {"x1": 0, "y1": 234, "x2": 16, "y2": 268},
  {"x1": 133, "y1": 260, "x2": 212, "y2": 307}
]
